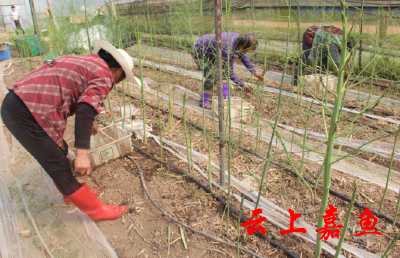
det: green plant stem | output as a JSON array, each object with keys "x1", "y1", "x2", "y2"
[
  {"x1": 237, "y1": 194, "x2": 244, "y2": 258},
  {"x1": 315, "y1": 1, "x2": 348, "y2": 256},
  {"x1": 106, "y1": 96, "x2": 116, "y2": 124},
  {"x1": 255, "y1": 0, "x2": 292, "y2": 209},
  {"x1": 379, "y1": 127, "x2": 400, "y2": 213},
  {"x1": 182, "y1": 94, "x2": 191, "y2": 172},
  {"x1": 382, "y1": 233, "x2": 399, "y2": 258},
  {"x1": 334, "y1": 179, "x2": 358, "y2": 258}
]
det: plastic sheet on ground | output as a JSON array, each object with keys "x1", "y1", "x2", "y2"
[
  {"x1": 346, "y1": 89, "x2": 400, "y2": 110},
  {"x1": 124, "y1": 120, "x2": 153, "y2": 140},
  {"x1": 129, "y1": 78, "x2": 400, "y2": 193},
  {"x1": 112, "y1": 104, "x2": 140, "y2": 118},
  {"x1": 131, "y1": 53, "x2": 400, "y2": 125},
  {"x1": 279, "y1": 123, "x2": 400, "y2": 161},
  {"x1": 130, "y1": 45, "x2": 398, "y2": 110},
  {"x1": 0, "y1": 77, "x2": 117, "y2": 258},
  {"x1": 146, "y1": 132, "x2": 379, "y2": 258},
  {"x1": 129, "y1": 45, "x2": 294, "y2": 83}
]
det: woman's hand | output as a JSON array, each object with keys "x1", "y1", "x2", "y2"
[
  {"x1": 243, "y1": 85, "x2": 254, "y2": 93},
  {"x1": 91, "y1": 124, "x2": 98, "y2": 135},
  {"x1": 254, "y1": 71, "x2": 267, "y2": 83},
  {"x1": 75, "y1": 149, "x2": 91, "y2": 176}
]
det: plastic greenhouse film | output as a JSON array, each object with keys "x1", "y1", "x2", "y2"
[
  {"x1": 0, "y1": 113, "x2": 118, "y2": 258},
  {"x1": 0, "y1": 119, "x2": 29, "y2": 258},
  {"x1": 147, "y1": 133, "x2": 380, "y2": 258},
  {"x1": 68, "y1": 25, "x2": 111, "y2": 52},
  {"x1": 129, "y1": 78, "x2": 400, "y2": 193}
]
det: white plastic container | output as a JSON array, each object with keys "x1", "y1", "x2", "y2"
[
  {"x1": 213, "y1": 97, "x2": 254, "y2": 123},
  {"x1": 301, "y1": 74, "x2": 338, "y2": 92},
  {"x1": 69, "y1": 124, "x2": 133, "y2": 167}
]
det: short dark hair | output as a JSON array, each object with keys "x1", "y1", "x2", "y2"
[
  {"x1": 347, "y1": 37, "x2": 356, "y2": 50},
  {"x1": 97, "y1": 49, "x2": 121, "y2": 68},
  {"x1": 236, "y1": 33, "x2": 258, "y2": 50},
  {"x1": 11, "y1": 5, "x2": 15, "y2": 9}
]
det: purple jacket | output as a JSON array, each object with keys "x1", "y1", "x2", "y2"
[
  {"x1": 195, "y1": 32, "x2": 256, "y2": 86},
  {"x1": 9, "y1": 11, "x2": 23, "y2": 30}
]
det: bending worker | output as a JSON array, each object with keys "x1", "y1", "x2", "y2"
[
  {"x1": 294, "y1": 25, "x2": 355, "y2": 85},
  {"x1": 191, "y1": 32, "x2": 266, "y2": 109},
  {"x1": 1, "y1": 40, "x2": 135, "y2": 221}
]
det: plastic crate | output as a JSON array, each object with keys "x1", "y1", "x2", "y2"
[
  {"x1": 14, "y1": 35, "x2": 42, "y2": 57},
  {"x1": 0, "y1": 44, "x2": 11, "y2": 61},
  {"x1": 69, "y1": 125, "x2": 133, "y2": 167},
  {"x1": 212, "y1": 96, "x2": 254, "y2": 123}
]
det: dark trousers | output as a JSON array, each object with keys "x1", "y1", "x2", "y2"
[
  {"x1": 14, "y1": 20, "x2": 25, "y2": 35},
  {"x1": 294, "y1": 32, "x2": 328, "y2": 85},
  {"x1": 1, "y1": 91, "x2": 81, "y2": 196}
]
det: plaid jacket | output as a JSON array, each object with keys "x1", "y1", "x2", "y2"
[{"x1": 10, "y1": 54, "x2": 114, "y2": 149}]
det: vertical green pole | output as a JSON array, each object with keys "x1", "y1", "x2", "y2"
[{"x1": 315, "y1": 1, "x2": 349, "y2": 256}]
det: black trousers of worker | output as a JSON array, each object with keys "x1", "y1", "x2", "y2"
[
  {"x1": 293, "y1": 32, "x2": 329, "y2": 86},
  {"x1": 1, "y1": 91, "x2": 82, "y2": 196},
  {"x1": 14, "y1": 20, "x2": 25, "y2": 35}
]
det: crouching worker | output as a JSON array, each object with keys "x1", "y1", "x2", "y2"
[
  {"x1": 293, "y1": 25, "x2": 356, "y2": 85},
  {"x1": 191, "y1": 32, "x2": 267, "y2": 109},
  {"x1": 1, "y1": 40, "x2": 136, "y2": 221}
]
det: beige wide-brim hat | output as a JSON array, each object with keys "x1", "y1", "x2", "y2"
[{"x1": 93, "y1": 39, "x2": 138, "y2": 84}]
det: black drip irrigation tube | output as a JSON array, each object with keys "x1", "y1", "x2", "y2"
[
  {"x1": 132, "y1": 46, "x2": 399, "y2": 125},
  {"x1": 128, "y1": 148, "x2": 299, "y2": 258},
  {"x1": 142, "y1": 36, "x2": 399, "y2": 89},
  {"x1": 127, "y1": 158, "x2": 264, "y2": 258},
  {"x1": 277, "y1": 96, "x2": 397, "y2": 135},
  {"x1": 348, "y1": 79, "x2": 391, "y2": 89},
  {"x1": 118, "y1": 89, "x2": 400, "y2": 228}
]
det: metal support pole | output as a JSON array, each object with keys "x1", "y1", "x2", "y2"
[
  {"x1": 214, "y1": 0, "x2": 226, "y2": 187},
  {"x1": 28, "y1": 0, "x2": 40, "y2": 35},
  {"x1": 47, "y1": 0, "x2": 59, "y2": 30},
  {"x1": 358, "y1": 0, "x2": 364, "y2": 68},
  {"x1": 250, "y1": 0, "x2": 255, "y2": 33}
]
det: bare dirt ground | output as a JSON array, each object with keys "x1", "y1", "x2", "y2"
[
  {"x1": 232, "y1": 19, "x2": 400, "y2": 35},
  {"x1": 2, "y1": 49, "x2": 400, "y2": 257}
]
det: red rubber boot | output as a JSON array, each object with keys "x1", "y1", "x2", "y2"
[
  {"x1": 68, "y1": 183, "x2": 126, "y2": 221},
  {"x1": 54, "y1": 182, "x2": 98, "y2": 205}
]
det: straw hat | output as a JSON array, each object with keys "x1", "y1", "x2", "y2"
[{"x1": 93, "y1": 39, "x2": 136, "y2": 83}]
